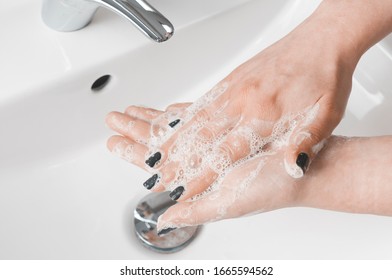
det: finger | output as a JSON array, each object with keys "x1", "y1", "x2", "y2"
[
  {"x1": 215, "y1": 127, "x2": 253, "y2": 160},
  {"x1": 157, "y1": 152, "x2": 282, "y2": 234},
  {"x1": 146, "y1": 82, "x2": 231, "y2": 169},
  {"x1": 146, "y1": 104, "x2": 194, "y2": 145},
  {"x1": 162, "y1": 122, "x2": 257, "y2": 202},
  {"x1": 164, "y1": 103, "x2": 192, "y2": 127},
  {"x1": 146, "y1": 117, "x2": 238, "y2": 197},
  {"x1": 124, "y1": 103, "x2": 191, "y2": 126},
  {"x1": 284, "y1": 102, "x2": 341, "y2": 178},
  {"x1": 145, "y1": 125, "x2": 225, "y2": 195},
  {"x1": 156, "y1": 190, "x2": 227, "y2": 234},
  {"x1": 156, "y1": 177, "x2": 253, "y2": 235},
  {"x1": 107, "y1": 135, "x2": 149, "y2": 171},
  {"x1": 143, "y1": 161, "x2": 178, "y2": 192},
  {"x1": 163, "y1": 132, "x2": 243, "y2": 202},
  {"x1": 144, "y1": 127, "x2": 257, "y2": 194},
  {"x1": 125, "y1": 105, "x2": 163, "y2": 122},
  {"x1": 165, "y1": 102, "x2": 192, "y2": 111},
  {"x1": 168, "y1": 167, "x2": 219, "y2": 202},
  {"x1": 137, "y1": 107, "x2": 220, "y2": 170},
  {"x1": 106, "y1": 111, "x2": 151, "y2": 145},
  {"x1": 146, "y1": 105, "x2": 227, "y2": 169}
]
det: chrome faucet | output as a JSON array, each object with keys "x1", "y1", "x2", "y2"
[{"x1": 41, "y1": 0, "x2": 174, "y2": 42}]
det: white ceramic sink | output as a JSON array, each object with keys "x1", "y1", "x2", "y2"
[{"x1": 1, "y1": 0, "x2": 392, "y2": 259}]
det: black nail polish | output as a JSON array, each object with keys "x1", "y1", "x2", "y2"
[
  {"x1": 168, "y1": 119, "x2": 180, "y2": 128},
  {"x1": 145, "y1": 152, "x2": 162, "y2": 168},
  {"x1": 143, "y1": 174, "x2": 159, "y2": 190},
  {"x1": 157, "y1": 227, "x2": 177, "y2": 236},
  {"x1": 296, "y1": 152, "x2": 309, "y2": 174},
  {"x1": 169, "y1": 186, "x2": 185, "y2": 201}
]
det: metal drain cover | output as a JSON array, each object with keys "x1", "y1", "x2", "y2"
[{"x1": 134, "y1": 191, "x2": 200, "y2": 253}]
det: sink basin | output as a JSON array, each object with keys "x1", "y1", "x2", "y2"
[{"x1": 1, "y1": 0, "x2": 392, "y2": 259}]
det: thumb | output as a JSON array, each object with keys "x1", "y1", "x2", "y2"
[{"x1": 284, "y1": 102, "x2": 342, "y2": 178}]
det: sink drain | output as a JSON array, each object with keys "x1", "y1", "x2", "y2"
[
  {"x1": 134, "y1": 191, "x2": 200, "y2": 253},
  {"x1": 91, "y1": 74, "x2": 111, "y2": 92}
]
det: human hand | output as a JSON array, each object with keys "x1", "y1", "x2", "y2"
[
  {"x1": 154, "y1": 146, "x2": 303, "y2": 234},
  {"x1": 106, "y1": 101, "x2": 392, "y2": 231},
  {"x1": 106, "y1": 99, "x2": 307, "y2": 234},
  {"x1": 106, "y1": 72, "x2": 328, "y2": 231},
  {"x1": 106, "y1": 0, "x2": 392, "y2": 232},
  {"x1": 106, "y1": 13, "x2": 357, "y2": 184},
  {"x1": 105, "y1": 12, "x2": 358, "y2": 218},
  {"x1": 105, "y1": 3, "x2": 363, "y2": 232}
]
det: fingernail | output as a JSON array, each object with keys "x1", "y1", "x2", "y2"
[
  {"x1": 143, "y1": 174, "x2": 159, "y2": 190},
  {"x1": 169, "y1": 186, "x2": 185, "y2": 201},
  {"x1": 145, "y1": 152, "x2": 162, "y2": 168},
  {"x1": 157, "y1": 227, "x2": 177, "y2": 236},
  {"x1": 168, "y1": 119, "x2": 180, "y2": 128},
  {"x1": 296, "y1": 152, "x2": 309, "y2": 174}
]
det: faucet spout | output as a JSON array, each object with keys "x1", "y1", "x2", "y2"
[
  {"x1": 42, "y1": 0, "x2": 174, "y2": 42},
  {"x1": 98, "y1": 0, "x2": 174, "y2": 42}
]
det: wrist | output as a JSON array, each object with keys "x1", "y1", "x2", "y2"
[
  {"x1": 291, "y1": 136, "x2": 342, "y2": 209},
  {"x1": 293, "y1": 136, "x2": 375, "y2": 214},
  {"x1": 293, "y1": 8, "x2": 362, "y2": 73},
  {"x1": 303, "y1": 0, "x2": 392, "y2": 70}
]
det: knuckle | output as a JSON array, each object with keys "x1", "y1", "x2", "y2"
[
  {"x1": 125, "y1": 105, "x2": 138, "y2": 114},
  {"x1": 328, "y1": 109, "x2": 344, "y2": 125},
  {"x1": 166, "y1": 102, "x2": 190, "y2": 111},
  {"x1": 165, "y1": 104, "x2": 177, "y2": 111},
  {"x1": 218, "y1": 141, "x2": 236, "y2": 162},
  {"x1": 196, "y1": 108, "x2": 213, "y2": 122},
  {"x1": 321, "y1": 99, "x2": 344, "y2": 124},
  {"x1": 307, "y1": 124, "x2": 328, "y2": 148},
  {"x1": 240, "y1": 78, "x2": 263, "y2": 95},
  {"x1": 198, "y1": 126, "x2": 216, "y2": 140}
]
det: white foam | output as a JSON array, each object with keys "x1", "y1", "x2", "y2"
[
  {"x1": 302, "y1": 103, "x2": 319, "y2": 127},
  {"x1": 112, "y1": 140, "x2": 135, "y2": 163},
  {"x1": 312, "y1": 138, "x2": 327, "y2": 154},
  {"x1": 110, "y1": 114, "x2": 135, "y2": 133},
  {"x1": 294, "y1": 131, "x2": 311, "y2": 146},
  {"x1": 145, "y1": 109, "x2": 159, "y2": 117},
  {"x1": 284, "y1": 158, "x2": 304, "y2": 179},
  {"x1": 144, "y1": 81, "x2": 320, "y2": 203}
]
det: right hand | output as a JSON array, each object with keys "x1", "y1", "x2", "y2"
[{"x1": 106, "y1": 12, "x2": 357, "y2": 198}]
